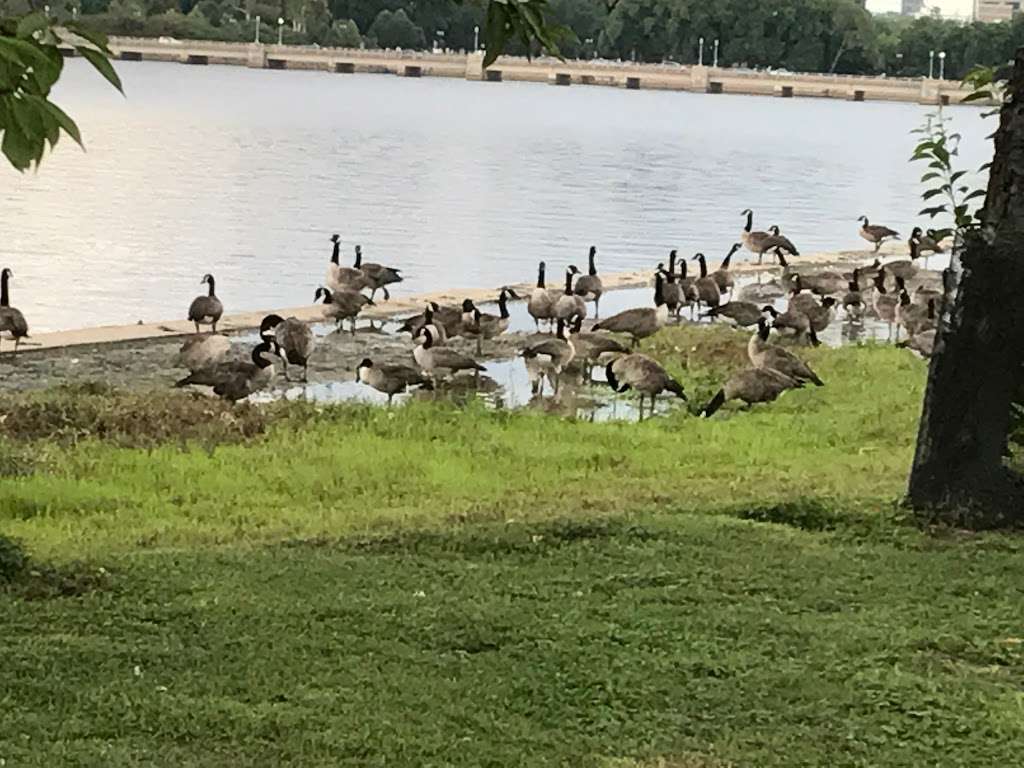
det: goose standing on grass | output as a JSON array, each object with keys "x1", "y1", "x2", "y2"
[
  {"x1": 702, "y1": 300, "x2": 763, "y2": 327},
  {"x1": 748, "y1": 318, "x2": 824, "y2": 386},
  {"x1": 605, "y1": 353, "x2": 687, "y2": 418},
  {"x1": 315, "y1": 286, "x2": 374, "y2": 334},
  {"x1": 858, "y1": 216, "x2": 899, "y2": 253},
  {"x1": 414, "y1": 327, "x2": 485, "y2": 381},
  {"x1": 461, "y1": 289, "x2": 517, "y2": 354},
  {"x1": 188, "y1": 273, "x2": 224, "y2": 334},
  {"x1": 701, "y1": 367, "x2": 803, "y2": 417},
  {"x1": 528, "y1": 261, "x2": 556, "y2": 332},
  {"x1": 573, "y1": 246, "x2": 604, "y2": 317},
  {"x1": 353, "y1": 245, "x2": 402, "y2": 301},
  {"x1": 569, "y1": 315, "x2": 629, "y2": 379},
  {"x1": 761, "y1": 305, "x2": 814, "y2": 343},
  {"x1": 0, "y1": 268, "x2": 29, "y2": 357},
  {"x1": 899, "y1": 328, "x2": 938, "y2": 358},
  {"x1": 712, "y1": 243, "x2": 741, "y2": 297},
  {"x1": 554, "y1": 266, "x2": 587, "y2": 325},
  {"x1": 871, "y1": 270, "x2": 899, "y2": 339},
  {"x1": 592, "y1": 271, "x2": 669, "y2": 348},
  {"x1": 356, "y1": 358, "x2": 431, "y2": 405},
  {"x1": 521, "y1": 319, "x2": 576, "y2": 395},
  {"x1": 175, "y1": 338, "x2": 281, "y2": 401},
  {"x1": 327, "y1": 234, "x2": 372, "y2": 293},
  {"x1": 692, "y1": 253, "x2": 722, "y2": 313},
  {"x1": 264, "y1": 314, "x2": 316, "y2": 382}
]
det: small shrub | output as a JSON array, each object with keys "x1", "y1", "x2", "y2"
[
  {"x1": 737, "y1": 499, "x2": 842, "y2": 532},
  {"x1": 0, "y1": 535, "x2": 28, "y2": 582}
]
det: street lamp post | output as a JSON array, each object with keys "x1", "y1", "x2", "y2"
[
  {"x1": 473, "y1": 25, "x2": 479, "y2": 52},
  {"x1": 255, "y1": 14, "x2": 260, "y2": 43},
  {"x1": 938, "y1": 50, "x2": 946, "y2": 80},
  {"x1": 713, "y1": 38, "x2": 719, "y2": 68},
  {"x1": 928, "y1": 49, "x2": 934, "y2": 79},
  {"x1": 698, "y1": 37, "x2": 704, "y2": 67},
  {"x1": 277, "y1": 17, "x2": 284, "y2": 46}
]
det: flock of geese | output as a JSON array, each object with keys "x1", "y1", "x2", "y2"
[{"x1": 0, "y1": 211, "x2": 948, "y2": 418}]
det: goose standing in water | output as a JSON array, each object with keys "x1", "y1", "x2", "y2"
[
  {"x1": 264, "y1": 313, "x2": 317, "y2": 382},
  {"x1": 858, "y1": 216, "x2": 899, "y2": 253},
  {"x1": 605, "y1": 353, "x2": 687, "y2": 419},
  {"x1": 521, "y1": 319, "x2": 576, "y2": 395},
  {"x1": 356, "y1": 358, "x2": 431, "y2": 405},
  {"x1": 712, "y1": 243, "x2": 741, "y2": 298},
  {"x1": 554, "y1": 266, "x2": 587, "y2": 325},
  {"x1": 353, "y1": 245, "x2": 403, "y2": 301},
  {"x1": 315, "y1": 286, "x2": 374, "y2": 334},
  {"x1": 414, "y1": 327, "x2": 485, "y2": 381},
  {"x1": 187, "y1": 274, "x2": 224, "y2": 334},
  {"x1": 691, "y1": 253, "x2": 722, "y2": 313},
  {"x1": 569, "y1": 315, "x2": 629, "y2": 379},
  {"x1": 327, "y1": 234, "x2": 372, "y2": 293},
  {"x1": 748, "y1": 318, "x2": 824, "y2": 386},
  {"x1": 175, "y1": 339, "x2": 281, "y2": 401},
  {"x1": 528, "y1": 261, "x2": 556, "y2": 332},
  {"x1": 842, "y1": 273, "x2": 866, "y2": 323},
  {"x1": 397, "y1": 302, "x2": 458, "y2": 342},
  {"x1": 592, "y1": 272, "x2": 669, "y2": 348},
  {"x1": 701, "y1": 367, "x2": 803, "y2": 417},
  {"x1": 461, "y1": 288, "x2": 517, "y2": 354},
  {"x1": 0, "y1": 268, "x2": 29, "y2": 357},
  {"x1": 573, "y1": 246, "x2": 604, "y2": 317}
]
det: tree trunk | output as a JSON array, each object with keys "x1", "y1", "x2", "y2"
[{"x1": 907, "y1": 50, "x2": 1024, "y2": 528}]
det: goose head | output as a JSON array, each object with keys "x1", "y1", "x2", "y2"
[
  {"x1": 769, "y1": 225, "x2": 781, "y2": 236},
  {"x1": 729, "y1": 242, "x2": 743, "y2": 255},
  {"x1": 760, "y1": 305, "x2": 780, "y2": 318},
  {"x1": 911, "y1": 226, "x2": 923, "y2": 239},
  {"x1": 858, "y1": 215, "x2": 869, "y2": 225},
  {"x1": 821, "y1": 297, "x2": 837, "y2": 310},
  {"x1": 259, "y1": 314, "x2": 285, "y2": 340},
  {"x1": 356, "y1": 357, "x2": 373, "y2": 382},
  {"x1": 200, "y1": 273, "x2": 213, "y2": 286},
  {"x1": 252, "y1": 340, "x2": 280, "y2": 369},
  {"x1": 462, "y1": 298, "x2": 475, "y2": 313},
  {"x1": 1, "y1": 268, "x2": 11, "y2": 280},
  {"x1": 418, "y1": 327, "x2": 435, "y2": 349},
  {"x1": 315, "y1": 286, "x2": 332, "y2": 304},
  {"x1": 756, "y1": 317, "x2": 771, "y2": 340},
  {"x1": 330, "y1": 234, "x2": 340, "y2": 243},
  {"x1": 873, "y1": 270, "x2": 887, "y2": 293}
]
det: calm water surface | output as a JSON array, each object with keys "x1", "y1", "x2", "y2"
[{"x1": 1, "y1": 60, "x2": 990, "y2": 332}]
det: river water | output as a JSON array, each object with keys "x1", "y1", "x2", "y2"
[{"x1": 1, "y1": 59, "x2": 991, "y2": 332}]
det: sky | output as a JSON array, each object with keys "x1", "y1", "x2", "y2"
[{"x1": 866, "y1": 0, "x2": 973, "y2": 17}]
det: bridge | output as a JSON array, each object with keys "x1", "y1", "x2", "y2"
[{"x1": 94, "y1": 37, "x2": 968, "y2": 106}]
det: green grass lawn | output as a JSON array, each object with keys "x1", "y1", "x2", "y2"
[{"x1": 3, "y1": 329, "x2": 1023, "y2": 766}]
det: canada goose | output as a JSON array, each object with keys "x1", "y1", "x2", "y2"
[
  {"x1": 912, "y1": 226, "x2": 945, "y2": 262},
  {"x1": 591, "y1": 272, "x2": 669, "y2": 348},
  {"x1": 397, "y1": 302, "x2": 458, "y2": 342},
  {"x1": 315, "y1": 286, "x2": 374, "y2": 334},
  {"x1": 188, "y1": 273, "x2": 224, "y2": 333},
  {"x1": 605, "y1": 353, "x2": 686, "y2": 417},
  {"x1": 702, "y1": 301, "x2": 763, "y2": 327},
  {"x1": 898, "y1": 328, "x2": 937, "y2": 358},
  {"x1": 528, "y1": 261, "x2": 556, "y2": 332},
  {"x1": 712, "y1": 243, "x2": 741, "y2": 297},
  {"x1": 842, "y1": 273, "x2": 865, "y2": 322},
  {"x1": 741, "y1": 210, "x2": 798, "y2": 264},
  {"x1": 175, "y1": 339, "x2": 280, "y2": 401},
  {"x1": 353, "y1": 245, "x2": 402, "y2": 301},
  {"x1": 569, "y1": 315, "x2": 629, "y2": 378},
  {"x1": 802, "y1": 297, "x2": 837, "y2": 334},
  {"x1": 521, "y1": 319, "x2": 576, "y2": 395},
  {"x1": 789, "y1": 267, "x2": 845, "y2": 297},
  {"x1": 175, "y1": 333, "x2": 232, "y2": 373},
  {"x1": 871, "y1": 270, "x2": 899, "y2": 339},
  {"x1": 461, "y1": 289, "x2": 517, "y2": 354},
  {"x1": 0, "y1": 268, "x2": 29, "y2": 357},
  {"x1": 858, "y1": 215, "x2": 899, "y2": 253},
  {"x1": 356, "y1": 358, "x2": 431, "y2": 404},
  {"x1": 737, "y1": 280, "x2": 786, "y2": 303},
  {"x1": 764, "y1": 225, "x2": 800, "y2": 260},
  {"x1": 660, "y1": 262, "x2": 685, "y2": 320},
  {"x1": 879, "y1": 232, "x2": 922, "y2": 285},
  {"x1": 573, "y1": 246, "x2": 604, "y2": 317},
  {"x1": 691, "y1": 253, "x2": 721, "y2": 312},
  {"x1": 327, "y1": 234, "x2": 373, "y2": 293},
  {"x1": 761, "y1": 305, "x2": 813, "y2": 342},
  {"x1": 674, "y1": 252, "x2": 700, "y2": 308},
  {"x1": 414, "y1": 326, "x2": 485, "y2": 380},
  {"x1": 701, "y1": 367, "x2": 803, "y2": 417},
  {"x1": 554, "y1": 266, "x2": 587, "y2": 324},
  {"x1": 263, "y1": 313, "x2": 316, "y2": 382},
  {"x1": 843, "y1": 258, "x2": 881, "y2": 289},
  {"x1": 748, "y1": 318, "x2": 824, "y2": 386},
  {"x1": 896, "y1": 292, "x2": 937, "y2": 339},
  {"x1": 787, "y1": 276, "x2": 820, "y2": 316}
]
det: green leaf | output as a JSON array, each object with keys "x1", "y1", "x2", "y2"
[
  {"x1": 0, "y1": 36, "x2": 52, "y2": 69},
  {"x1": 481, "y1": 1, "x2": 508, "y2": 69},
  {"x1": 16, "y1": 12, "x2": 49, "y2": 40},
  {"x1": 964, "y1": 189, "x2": 987, "y2": 201},
  {"x1": 922, "y1": 188, "x2": 945, "y2": 200},
  {"x1": 920, "y1": 171, "x2": 942, "y2": 182},
  {"x1": 75, "y1": 45, "x2": 123, "y2": 94},
  {"x1": 928, "y1": 160, "x2": 947, "y2": 170},
  {"x1": 1, "y1": 121, "x2": 36, "y2": 171},
  {"x1": 961, "y1": 90, "x2": 992, "y2": 103},
  {"x1": 979, "y1": 161, "x2": 992, "y2": 172},
  {"x1": 950, "y1": 170, "x2": 966, "y2": 183},
  {"x1": 919, "y1": 206, "x2": 947, "y2": 218},
  {"x1": 39, "y1": 99, "x2": 82, "y2": 147},
  {"x1": 63, "y1": 22, "x2": 112, "y2": 54}
]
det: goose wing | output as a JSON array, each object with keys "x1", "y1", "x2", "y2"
[
  {"x1": 430, "y1": 348, "x2": 485, "y2": 371},
  {"x1": 592, "y1": 307, "x2": 655, "y2": 333},
  {"x1": 188, "y1": 295, "x2": 223, "y2": 322},
  {"x1": 0, "y1": 306, "x2": 29, "y2": 337},
  {"x1": 277, "y1": 318, "x2": 316, "y2": 364}
]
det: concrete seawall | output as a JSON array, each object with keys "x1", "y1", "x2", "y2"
[
  {"x1": 19, "y1": 244, "x2": 911, "y2": 353},
  {"x1": 88, "y1": 37, "x2": 972, "y2": 107}
]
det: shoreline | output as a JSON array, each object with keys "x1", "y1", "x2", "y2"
[{"x1": 17, "y1": 244, "x2": 911, "y2": 354}]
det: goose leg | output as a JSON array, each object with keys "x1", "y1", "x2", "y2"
[
  {"x1": 212, "y1": 321, "x2": 218, "y2": 333},
  {"x1": 594, "y1": 296, "x2": 600, "y2": 318},
  {"x1": 302, "y1": 364, "x2": 309, "y2": 383},
  {"x1": 194, "y1": 321, "x2": 200, "y2": 333},
  {"x1": 383, "y1": 287, "x2": 391, "y2": 301},
  {"x1": 476, "y1": 337, "x2": 482, "y2": 355}
]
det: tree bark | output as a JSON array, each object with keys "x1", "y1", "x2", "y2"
[{"x1": 907, "y1": 49, "x2": 1024, "y2": 527}]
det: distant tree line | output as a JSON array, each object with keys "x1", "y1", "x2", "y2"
[{"x1": 5, "y1": 0, "x2": 1024, "y2": 78}]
